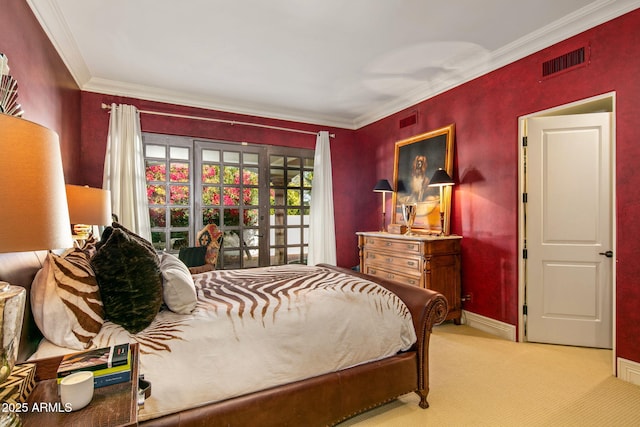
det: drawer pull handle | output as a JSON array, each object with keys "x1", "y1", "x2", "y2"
[
  {"x1": 407, "y1": 261, "x2": 416, "y2": 266},
  {"x1": 386, "y1": 258, "x2": 394, "y2": 263},
  {"x1": 387, "y1": 273, "x2": 394, "y2": 279},
  {"x1": 409, "y1": 280, "x2": 416, "y2": 285},
  {"x1": 370, "y1": 268, "x2": 376, "y2": 274}
]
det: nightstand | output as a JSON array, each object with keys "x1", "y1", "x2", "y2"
[
  {"x1": 357, "y1": 232, "x2": 462, "y2": 323},
  {"x1": 18, "y1": 342, "x2": 139, "y2": 427}
]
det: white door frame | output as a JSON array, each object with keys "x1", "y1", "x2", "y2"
[{"x1": 517, "y1": 92, "x2": 616, "y2": 372}]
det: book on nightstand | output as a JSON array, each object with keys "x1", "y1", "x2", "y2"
[
  {"x1": 93, "y1": 369, "x2": 131, "y2": 388},
  {"x1": 57, "y1": 343, "x2": 132, "y2": 388}
]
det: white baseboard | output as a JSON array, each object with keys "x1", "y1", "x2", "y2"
[
  {"x1": 617, "y1": 357, "x2": 640, "y2": 385},
  {"x1": 461, "y1": 310, "x2": 516, "y2": 341}
]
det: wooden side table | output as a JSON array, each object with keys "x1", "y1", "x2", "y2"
[{"x1": 18, "y1": 343, "x2": 139, "y2": 427}]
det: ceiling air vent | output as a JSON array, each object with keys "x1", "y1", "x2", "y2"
[
  {"x1": 399, "y1": 112, "x2": 417, "y2": 129},
  {"x1": 542, "y1": 46, "x2": 588, "y2": 78}
]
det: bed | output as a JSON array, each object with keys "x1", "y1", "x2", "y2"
[{"x1": 0, "y1": 246, "x2": 447, "y2": 426}]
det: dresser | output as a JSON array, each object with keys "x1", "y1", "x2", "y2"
[{"x1": 357, "y1": 232, "x2": 462, "y2": 323}]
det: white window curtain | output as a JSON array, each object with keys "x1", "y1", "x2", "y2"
[
  {"x1": 307, "y1": 131, "x2": 336, "y2": 266},
  {"x1": 102, "y1": 103, "x2": 151, "y2": 240}
]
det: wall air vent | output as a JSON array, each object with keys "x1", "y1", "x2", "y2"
[
  {"x1": 399, "y1": 112, "x2": 418, "y2": 129},
  {"x1": 542, "y1": 46, "x2": 588, "y2": 78}
]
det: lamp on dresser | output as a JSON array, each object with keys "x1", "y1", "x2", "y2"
[
  {"x1": 66, "y1": 184, "x2": 112, "y2": 240},
  {"x1": 428, "y1": 168, "x2": 455, "y2": 235},
  {"x1": 373, "y1": 179, "x2": 393, "y2": 232},
  {"x1": 0, "y1": 115, "x2": 73, "y2": 412}
]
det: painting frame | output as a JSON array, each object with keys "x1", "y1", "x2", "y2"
[{"x1": 392, "y1": 123, "x2": 455, "y2": 234}]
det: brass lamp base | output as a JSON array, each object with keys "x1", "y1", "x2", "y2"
[{"x1": 73, "y1": 224, "x2": 92, "y2": 240}]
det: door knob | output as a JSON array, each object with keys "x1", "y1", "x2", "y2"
[{"x1": 598, "y1": 250, "x2": 613, "y2": 258}]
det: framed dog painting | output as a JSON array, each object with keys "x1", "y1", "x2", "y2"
[{"x1": 392, "y1": 124, "x2": 455, "y2": 234}]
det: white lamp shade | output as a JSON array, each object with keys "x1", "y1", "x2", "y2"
[
  {"x1": 0, "y1": 115, "x2": 74, "y2": 252},
  {"x1": 66, "y1": 185, "x2": 112, "y2": 226}
]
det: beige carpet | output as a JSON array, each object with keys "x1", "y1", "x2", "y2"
[{"x1": 339, "y1": 323, "x2": 640, "y2": 426}]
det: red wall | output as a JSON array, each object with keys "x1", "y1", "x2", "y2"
[
  {"x1": 0, "y1": 0, "x2": 81, "y2": 183},
  {"x1": 358, "y1": 9, "x2": 640, "y2": 361}
]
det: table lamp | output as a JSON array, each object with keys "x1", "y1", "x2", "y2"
[
  {"x1": 66, "y1": 185, "x2": 112, "y2": 239},
  {"x1": 373, "y1": 179, "x2": 393, "y2": 232},
  {"x1": 0, "y1": 115, "x2": 73, "y2": 390},
  {"x1": 428, "y1": 168, "x2": 455, "y2": 235}
]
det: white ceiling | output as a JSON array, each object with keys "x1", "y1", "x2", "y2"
[{"x1": 27, "y1": 0, "x2": 639, "y2": 129}]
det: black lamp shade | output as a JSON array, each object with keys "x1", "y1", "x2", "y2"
[
  {"x1": 373, "y1": 179, "x2": 393, "y2": 192},
  {"x1": 429, "y1": 168, "x2": 455, "y2": 187}
]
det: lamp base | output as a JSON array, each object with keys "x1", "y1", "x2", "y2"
[
  {"x1": 73, "y1": 224, "x2": 92, "y2": 240},
  {"x1": 380, "y1": 212, "x2": 387, "y2": 232},
  {"x1": 387, "y1": 224, "x2": 407, "y2": 235},
  {"x1": 0, "y1": 404, "x2": 21, "y2": 426},
  {"x1": 0, "y1": 282, "x2": 26, "y2": 384}
]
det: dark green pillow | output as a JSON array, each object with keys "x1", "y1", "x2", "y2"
[
  {"x1": 97, "y1": 222, "x2": 157, "y2": 253},
  {"x1": 178, "y1": 246, "x2": 207, "y2": 267},
  {"x1": 112, "y1": 222, "x2": 158, "y2": 252},
  {"x1": 91, "y1": 228, "x2": 162, "y2": 333}
]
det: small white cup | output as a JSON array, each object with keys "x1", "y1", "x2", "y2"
[{"x1": 60, "y1": 371, "x2": 94, "y2": 411}]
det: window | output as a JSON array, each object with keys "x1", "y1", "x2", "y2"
[
  {"x1": 269, "y1": 153, "x2": 313, "y2": 265},
  {"x1": 143, "y1": 133, "x2": 314, "y2": 268}
]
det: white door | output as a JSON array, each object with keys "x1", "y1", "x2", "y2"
[{"x1": 526, "y1": 112, "x2": 612, "y2": 348}]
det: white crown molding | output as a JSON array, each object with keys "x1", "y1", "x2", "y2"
[
  {"x1": 83, "y1": 77, "x2": 357, "y2": 130},
  {"x1": 26, "y1": 0, "x2": 91, "y2": 87},
  {"x1": 353, "y1": 0, "x2": 640, "y2": 129}
]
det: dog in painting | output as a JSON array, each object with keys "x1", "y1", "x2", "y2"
[{"x1": 409, "y1": 155, "x2": 430, "y2": 202}]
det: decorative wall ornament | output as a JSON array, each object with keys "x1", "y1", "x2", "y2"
[{"x1": 0, "y1": 54, "x2": 24, "y2": 117}]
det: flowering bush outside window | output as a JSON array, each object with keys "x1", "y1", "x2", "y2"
[{"x1": 147, "y1": 163, "x2": 263, "y2": 227}]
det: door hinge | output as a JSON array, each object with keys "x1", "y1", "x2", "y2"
[
  {"x1": 523, "y1": 249, "x2": 528, "y2": 259},
  {"x1": 523, "y1": 305, "x2": 528, "y2": 315},
  {"x1": 522, "y1": 136, "x2": 528, "y2": 146},
  {"x1": 522, "y1": 193, "x2": 528, "y2": 203}
]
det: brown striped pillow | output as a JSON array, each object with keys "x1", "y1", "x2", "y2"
[{"x1": 31, "y1": 248, "x2": 105, "y2": 350}]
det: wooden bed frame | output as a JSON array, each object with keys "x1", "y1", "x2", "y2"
[{"x1": 0, "y1": 252, "x2": 448, "y2": 427}]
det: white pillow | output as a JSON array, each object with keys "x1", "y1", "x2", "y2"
[
  {"x1": 159, "y1": 252, "x2": 197, "y2": 314},
  {"x1": 31, "y1": 248, "x2": 104, "y2": 350}
]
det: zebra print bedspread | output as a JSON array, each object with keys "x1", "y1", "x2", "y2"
[{"x1": 31, "y1": 264, "x2": 417, "y2": 421}]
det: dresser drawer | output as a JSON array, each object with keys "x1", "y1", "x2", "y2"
[
  {"x1": 363, "y1": 236, "x2": 421, "y2": 254},
  {"x1": 363, "y1": 265, "x2": 421, "y2": 287},
  {"x1": 364, "y1": 250, "x2": 421, "y2": 274}
]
